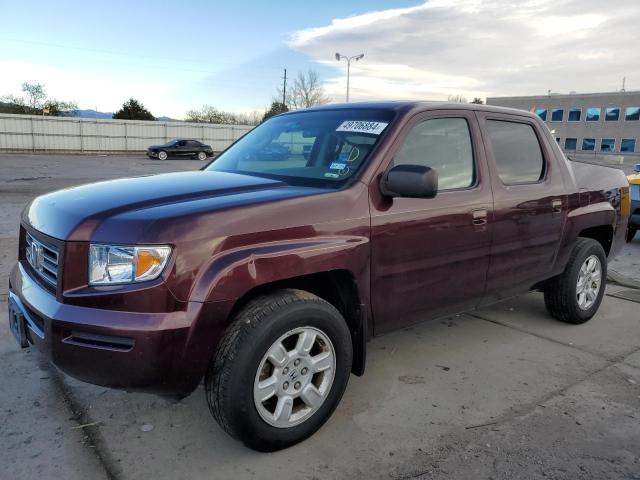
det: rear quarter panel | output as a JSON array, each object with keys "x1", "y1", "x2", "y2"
[{"x1": 557, "y1": 160, "x2": 629, "y2": 266}]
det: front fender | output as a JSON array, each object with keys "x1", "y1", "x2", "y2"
[{"x1": 189, "y1": 235, "x2": 370, "y2": 303}]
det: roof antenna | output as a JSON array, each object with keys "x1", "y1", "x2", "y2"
[{"x1": 621, "y1": 76, "x2": 626, "y2": 92}]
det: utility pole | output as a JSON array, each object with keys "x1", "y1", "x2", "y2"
[
  {"x1": 282, "y1": 68, "x2": 287, "y2": 107},
  {"x1": 335, "y1": 53, "x2": 364, "y2": 102}
]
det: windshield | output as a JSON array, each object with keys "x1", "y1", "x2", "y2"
[{"x1": 206, "y1": 108, "x2": 395, "y2": 186}]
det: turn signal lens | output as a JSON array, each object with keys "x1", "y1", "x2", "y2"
[{"x1": 135, "y1": 247, "x2": 171, "y2": 282}]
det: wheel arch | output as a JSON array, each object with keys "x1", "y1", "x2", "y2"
[
  {"x1": 563, "y1": 202, "x2": 616, "y2": 260},
  {"x1": 226, "y1": 269, "x2": 369, "y2": 376},
  {"x1": 578, "y1": 225, "x2": 614, "y2": 256}
]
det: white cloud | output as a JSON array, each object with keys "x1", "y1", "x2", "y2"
[{"x1": 290, "y1": 0, "x2": 640, "y2": 102}]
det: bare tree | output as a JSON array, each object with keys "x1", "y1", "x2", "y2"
[
  {"x1": 471, "y1": 97, "x2": 484, "y2": 104},
  {"x1": 1, "y1": 82, "x2": 77, "y2": 116},
  {"x1": 447, "y1": 94, "x2": 468, "y2": 103},
  {"x1": 276, "y1": 69, "x2": 330, "y2": 110},
  {"x1": 234, "y1": 110, "x2": 262, "y2": 126},
  {"x1": 22, "y1": 82, "x2": 47, "y2": 110},
  {"x1": 185, "y1": 105, "x2": 260, "y2": 125}
]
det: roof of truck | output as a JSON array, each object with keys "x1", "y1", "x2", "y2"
[{"x1": 298, "y1": 100, "x2": 535, "y2": 117}]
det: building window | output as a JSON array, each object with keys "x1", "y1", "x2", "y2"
[
  {"x1": 565, "y1": 138, "x2": 577, "y2": 151},
  {"x1": 486, "y1": 120, "x2": 545, "y2": 184},
  {"x1": 551, "y1": 108, "x2": 563, "y2": 122},
  {"x1": 605, "y1": 107, "x2": 620, "y2": 121},
  {"x1": 568, "y1": 108, "x2": 581, "y2": 121},
  {"x1": 600, "y1": 139, "x2": 615, "y2": 152},
  {"x1": 586, "y1": 108, "x2": 601, "y2": 121},
  {"x1": 535, "y1": 108, "x2": 547, "y2": 121},
  {"x1": 582, "y1": 138, "x2": 596, "y2": 151},
  {"x1": 625, "y1": 107, "x2": 640, "y2": 121},
  {"x1": 621, "y1": 139, "x2": 636, "y2": 153}
]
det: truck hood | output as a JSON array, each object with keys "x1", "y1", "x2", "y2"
[{"x1": 23, "y1": 170, "x2": 318, "y2": 241}]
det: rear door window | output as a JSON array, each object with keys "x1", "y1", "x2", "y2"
[{"x1": 486, "y1": 120, "x2": 545, "y2": 185}]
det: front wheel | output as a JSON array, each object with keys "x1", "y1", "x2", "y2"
[
  {"x1": 544, "y1": 238, "x2": 606, "y2": 324},
  {"x1": 157, "y1": 150, "x2": 168, "y2": 160},
  {"x1": 197, "y1": 151, "x2": 207, "y2": 161},
  {"x1": 205, "y1": 289, "x2": 352, "y2": 451}
]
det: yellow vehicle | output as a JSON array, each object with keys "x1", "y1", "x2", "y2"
[{"x1": 628, "y1": 164, "x2": 640, "y2": 242}]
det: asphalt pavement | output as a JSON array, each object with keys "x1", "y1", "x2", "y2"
[{"x1": 1, "y1": 153, "x2": 639, "y2": 480}]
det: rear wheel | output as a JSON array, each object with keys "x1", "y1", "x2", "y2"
[
  {"x1": 205, "y1": 289, "x2": 352, "y2": 451},
  {"x1": 197, "y1": 151, "x2": 207, "y2": 161},
  {"x1": 627, "y1": 227, "x2": 637, "y2": 242},
  {"x1": 544, "y1": 238, "x2": 606, "y2": 324},
  {"x1": 158, "y1": 150, "x2": 168, "y2": 160}
]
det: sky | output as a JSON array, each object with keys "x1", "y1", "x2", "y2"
[{"x1": 0, "y1": 0, "x2": 638, "y2": 119}]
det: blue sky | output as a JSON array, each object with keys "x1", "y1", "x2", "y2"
[
  {"x1": 2, "y1": 0, "x2": 638, "y2": 118},
  {"x1": 0, "y1": 0, "x2": 419, "y2": 117}
]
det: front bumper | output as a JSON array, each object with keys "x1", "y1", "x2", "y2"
[
  {"x1": 9, "y1": 262, "x2": 233, "y2": 396},
  {"x1": 147, "y1": 150, "x2": 158, "y2": 158}
]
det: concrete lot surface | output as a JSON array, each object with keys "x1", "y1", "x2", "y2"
[{"x1": 1, "y1": 153, "x2": 639, "y2": 480}]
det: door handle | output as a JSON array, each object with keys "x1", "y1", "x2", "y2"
[
  {"x1": 552, "y1": 199, "x2": 562, "y2": 214},
  {"x1": 472, "y1": 209, "x2": 488, "y2": 226}
]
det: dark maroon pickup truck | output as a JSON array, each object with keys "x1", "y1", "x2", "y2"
[{"x1": 8, "y1": 102, "x2": 631, "y2": 451}]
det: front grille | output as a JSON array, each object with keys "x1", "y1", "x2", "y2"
[{"x1": 25, "y1": 233, "x2": 59, "y2": 288}]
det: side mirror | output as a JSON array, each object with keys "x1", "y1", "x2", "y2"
[
  {"x1": 380, "y1": 164, "x2": 438, "y2": 199},
  {"x1": 634, "y1": 163, "x2": 640, "y2": 173}
]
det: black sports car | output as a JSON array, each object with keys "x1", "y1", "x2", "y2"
[{"x1": 147, "y1": 139, "x2": 214, "y2": 160}]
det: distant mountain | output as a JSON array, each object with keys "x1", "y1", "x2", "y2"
[
  {"x1": 74, "y1": 109, "x2": 114, "y2": 119},
  {"x1": 74, "y1": 109, "x2": 180, "y2": 122},
  {"x1": 0, "y1": 104, "x2": 180, "y2": 121},
  {"x1": 0, "y1": 101, "x2": 40, "y2": 115}
]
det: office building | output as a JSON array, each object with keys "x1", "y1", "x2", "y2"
[{"x1": 487, "y1": 91, "x2": 640, "y2": 159}]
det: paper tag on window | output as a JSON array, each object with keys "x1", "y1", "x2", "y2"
[
  {"x1": 330, "y1": 162, "x2": 346, "y2": 170},
  {"x1": 336, "y1": 121, "x2": 388, "y2": 135}
]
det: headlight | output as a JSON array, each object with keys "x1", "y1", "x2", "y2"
[{"x1": 89, "y1": 244, "x2": 172, "y2": 285}]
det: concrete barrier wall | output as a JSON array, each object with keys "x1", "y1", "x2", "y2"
[{"x1": 0, "y1": 113, "x2": 254, "y2": 153}]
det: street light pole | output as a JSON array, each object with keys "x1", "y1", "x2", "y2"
[{"x1": 335, "y1": 52, "x2": 364, "y2": 102}]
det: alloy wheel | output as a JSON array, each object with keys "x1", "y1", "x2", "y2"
[
  {"x1": 253, "y1": 326, "x2": 335, "y2": 428},
  {"x1": 576, "y1": 254, "x2": 602, "y2": 310}
]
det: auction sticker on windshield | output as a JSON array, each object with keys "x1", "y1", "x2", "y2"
[{"x1": 336, "y1": 121, "x2": 388, "y2": 135}]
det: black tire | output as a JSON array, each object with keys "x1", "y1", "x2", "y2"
[
  {"x1": 158, "y1": 150, "x2": 168, "y2": 160},
  {"x1": 205, "y1": 289, "x2": 352, "y2": 452},
  {"x1": 197, "y1": 151, "x2": 207, "y2": 161},
  {"x1": 627, "y1": 227, "x2": 637, "y2": 243},
  {"x1": 544, "y1": 238, "x2": 607, "y2": 324}
]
